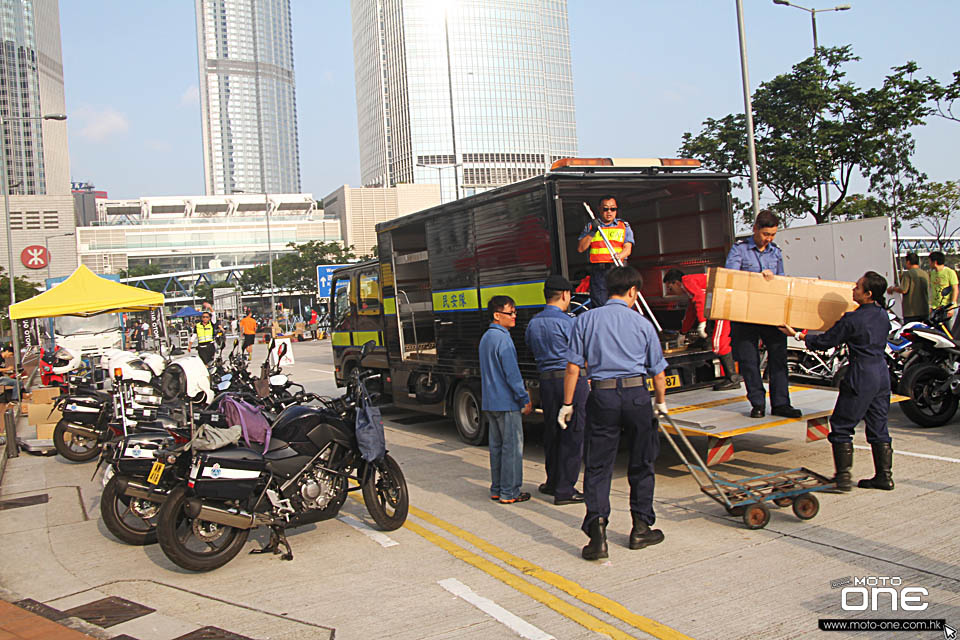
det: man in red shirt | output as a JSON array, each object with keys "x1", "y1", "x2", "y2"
[{"x1": 664, "y1": 269, "x2": 741, "y2": 391}]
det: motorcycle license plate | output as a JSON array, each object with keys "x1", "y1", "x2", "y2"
[{"x1": 147, "y1": 461, "x2": 165, "y2": 485}]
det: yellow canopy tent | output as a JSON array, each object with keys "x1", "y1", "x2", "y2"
[{"x1": 10, "y1": 265, "x2": 164, "y2": 319}]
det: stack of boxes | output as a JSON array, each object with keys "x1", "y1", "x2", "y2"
[{"x1": 25, "y1": 386, "x2": 62, "y2": 440}]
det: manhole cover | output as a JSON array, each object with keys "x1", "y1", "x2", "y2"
[
  {"x1": 173, "y1": 627, "x2": 256, "y2": 640},
  {"x1": 0, "y1": 493, "x2": 49, "y2": 510},
  {"x1": 63, "y1": 596, "x2": 155, "y2": 628}
]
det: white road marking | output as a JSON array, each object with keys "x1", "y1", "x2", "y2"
[
  {"x1": 337, "y1": 514, "x2": 399, "y2": 547},
  {"x1": 310, "y1": 368, "x2": 336, "y2": 374},
  {"x1": 438, "y1": 578, "x2": 555, "y2": 640},
  {"x1": 854, "y1": 444, "x2": 960, "y2": 464}
]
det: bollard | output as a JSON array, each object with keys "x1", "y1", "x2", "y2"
[{"x1": 4, "y1": 408, "x2": 18, "y2": 459}]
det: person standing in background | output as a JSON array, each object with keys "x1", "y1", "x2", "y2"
[{"x1": 887, "y1": 252, "x2": 929, "y2": 324}]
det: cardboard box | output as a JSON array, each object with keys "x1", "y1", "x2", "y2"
[
  {"x1": 28, "y1": 402, "x2": 61, "y2": 425},
  {"x1": 29, "y1": 386, "x2": 61, "y2": 404},
  {"x1": 706, "y1": 267, "x2": 858, "y2": 331},
  {"x1": 36, "y1": 423, "x2": 56, "y2": 440}
]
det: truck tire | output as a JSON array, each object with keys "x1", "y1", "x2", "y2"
[{"x1": 453, "y1": 383, "x2": 487, "y2": 445}]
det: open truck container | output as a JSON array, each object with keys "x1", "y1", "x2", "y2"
[{"x1": 331, "y1": 159, "x2": 737, "y2": 444}]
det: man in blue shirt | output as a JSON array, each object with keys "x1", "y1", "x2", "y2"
[
  {"x1": 559, "y1": 266, "x2": 668, "y2": 561},
  {"x1": 525, "y1": 275, "x2": 587, "y2": 505},
  {"x1": 479, "y1": 295, "x2": 533, "y2": 504},
  {"x1": 724, "y1": 210, "x2": 801, "y2": 419},
  {"x1": 577, "y1": 195, "x2": 634, "y2": 308}
]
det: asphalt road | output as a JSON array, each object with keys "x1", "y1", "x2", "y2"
[{"x1": 1, "y1": 339, "x2": 958, "y2": 640}]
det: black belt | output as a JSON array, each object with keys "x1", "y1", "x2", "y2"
[
  {"x1": 541, "y1": 369, "x2": 586, "y2": 380},
  {"x1": 592, "y1": 375, "x2": 646, "y2": 390}
]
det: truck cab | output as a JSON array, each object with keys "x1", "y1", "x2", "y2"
[{"x1": 330, "y1": 260, "x2": 389, "y2": 387}]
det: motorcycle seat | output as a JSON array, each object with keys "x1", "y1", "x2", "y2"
[{"x1": 263, "y1": 439, "x2": 296, "y2": 460}]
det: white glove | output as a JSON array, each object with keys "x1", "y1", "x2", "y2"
[
  {"x1": 696, "y1": 321, "x2": 708, "y2": 339},
  {"x1": 654, "y1": 402, "x2": 669, "y2": 418},
  {"x1": 557, "y1": 404, "x2": 573, "y2": 430}
]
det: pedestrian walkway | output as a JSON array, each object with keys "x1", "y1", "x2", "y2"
[{"x1": 0, "y1": 600, "x2": 96, "y2": 640}]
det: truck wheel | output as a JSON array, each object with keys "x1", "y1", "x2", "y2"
[
  {"x1": 414, "y1": 372, "x2": 444, "y2": 404},
  {"x1": 453, "y1": 383, "x2": 487, "y2": 445}
]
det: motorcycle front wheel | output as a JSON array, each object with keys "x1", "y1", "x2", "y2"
[
  {"x1": 156, "y1": 486, "x2": 249, "y2": 572},
  {"x1": 53, "y1": 420, "x2": 100, "y2": 462},
  {"x1": 362, "y1": 454, "x2": 409, "y2": 531},
  {"x1": 900, "y1": 363, "x2": 959, "y2": 428},
  {"x1": 100, "y1": 475, "x2": 159, "y2": 545}
]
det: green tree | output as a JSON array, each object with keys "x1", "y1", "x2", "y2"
[
  {"x1": 679, "y1": 47, "x2": 933, "y2": 225},
  {"x1": 120, "y1": 263, "x2": 167, "y2": 292},
  {"x1": 903, "y1": 181, "x2": 960, "y2": 250},
  {"x1": 829, "y1": 194, "x2": 887, "y2": 221},
  {"x1": 928, "y1": 69, "x2": 960, "y2": 124}
]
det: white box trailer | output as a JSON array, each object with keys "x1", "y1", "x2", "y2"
[{"x1": 777, "y1": 216, "x2": 899, "y2": 315}]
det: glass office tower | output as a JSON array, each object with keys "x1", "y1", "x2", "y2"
[
  {"x1": 0, "y1": 0, "x2": 69, "y2": 196},
  {"x1": 352, "y1": 0, "x2": 577, "y2": 202},
  {"x1": 195, "y1": 0, "x2": 301, "y2": 195}
]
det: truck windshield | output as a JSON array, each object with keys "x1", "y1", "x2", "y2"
[{"x1": 54, "y1": 313, "x2": 121, "y2": 335}]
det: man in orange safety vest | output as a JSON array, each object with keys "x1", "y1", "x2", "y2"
[{"x1": 577, "y1": 195, "x2": 633, "y2": 309}]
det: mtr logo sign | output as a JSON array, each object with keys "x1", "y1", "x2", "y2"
[
  {"x1": 837, "y1": 576, "x2": 929, "y2": 612},
  {"x1": 20, "y1": 245, "x2": 48, "y2": 269}
]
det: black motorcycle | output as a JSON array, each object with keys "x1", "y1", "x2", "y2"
[{"x1": 155, "y1": 345, "x2": 407, "y2": 572}]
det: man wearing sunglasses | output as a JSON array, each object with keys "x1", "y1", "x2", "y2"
[
  {"x1": 479, "y1": 296, "x2": 534, "y2": 504},
  {"x1": 577, "y1": 195, "x2": 633, "y2": 308}
]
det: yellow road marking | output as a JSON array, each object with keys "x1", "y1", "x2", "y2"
[
  {"x1": 404, "y1": 519, "x2": 638, "y2": 640},
  {"x1": 410, "y1": 505, "x2": 693, "y2": 640}
]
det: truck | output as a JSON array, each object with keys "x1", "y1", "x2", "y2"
[{"x1": 330, "y1": 157, "x2": 737, "y2": 444}]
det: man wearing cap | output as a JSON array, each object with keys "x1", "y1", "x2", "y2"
[
  {"x1": 195, "y1": 311, "x2": 217, "y2": 365},
  {"x1": 559, "y1": 265, "x2": 668, "y2": 560},
  {"x1": 525, "y1": 275, "x2": 586, "y2": 505},
  {"x1": 577, "y1": 195, "x2": 633, "y2": 309}
]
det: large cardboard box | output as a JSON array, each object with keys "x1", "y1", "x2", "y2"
[
  {"x1": 36, "y1": 423, "x2": 56, "y2": 440},
  {"x1": 29, "y1": 386, "x2": 61, "y2": 404},
  {"x1": 28, "y1": 402, "x2": 61, "y2": 425},
  {"x1": 706, "y1": 267, "x2": 858, "y2": 330}
]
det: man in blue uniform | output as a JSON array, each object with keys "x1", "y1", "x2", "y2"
[
  {"x1": 558, "y1": 266, "x2": 668, "y2": 560},
  {"x1": 577, "y1": 195, "x2": 634, "y2": 309},
  {"x1": 479, "y1": 295, "x2": 534, "y2": 504},
  {"x1": 725, "y1": 210, "x2": 801, "y2": 419},
  {"x1": 784, "y1": 272, "x2": 894, "y2": 491},
  {"x1": 525, "y1": 275, "x2": 587, "y2": 505}
]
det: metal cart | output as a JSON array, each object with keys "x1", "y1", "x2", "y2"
[{"x1": 659, "y1": 412, "x2": 836, "y2": 529}]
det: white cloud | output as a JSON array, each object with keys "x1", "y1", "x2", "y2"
[
  {"x1": 76, "y1": 106, "x2": 129, "y2": 142},
  {"x1": 179, "y1": 85, "x2": 200, "y2": 108}
]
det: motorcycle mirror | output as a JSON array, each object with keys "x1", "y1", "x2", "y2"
[
  {"x1": 886, "y1": 298, "x2": 896, "y2": 310},
  {"x1": 277, "y1": 342, "x2": 288, "y2": 359}
]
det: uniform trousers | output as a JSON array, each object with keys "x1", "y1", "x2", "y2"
[
  {"x1": 198, "y1": 342, "x2": 215, "y2": 365},
  {"x1": 582, "y1": 382, "x2": 659, "y2": 534},
  {"x1": 538, "y1": 375, "x2": 587, "y2": 500},
  {"x1": 589, "y1": 263, "x2": 614, "y2": 309},
  {"x1": 827, "y1": 382, "x2": 892, "y2": 444},
  {"x1": 730, "y1": 322, "x2": 790, "y2": 409}
]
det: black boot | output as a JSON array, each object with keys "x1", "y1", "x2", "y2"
[
  {"x1": 628, "y1": 512, "x2": 664, "y2": 550},
  {"x1": 581, "y1": 517, "x2": 608, "y2": 561},
  {"x1": 713, "y1": 353, "x2": 742, "y2": 391},
  {"x1": 858, "y1": 442, "x2": 894, "y2": 490},
  {"x1": 831, "y1": 442, "x2": 854, "y2": 492}
]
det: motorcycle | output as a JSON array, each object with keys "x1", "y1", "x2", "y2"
[
  {"x1": 896, "y1": 303, "x2": 960, "y2": 427},
  {"x1": 155, "y1": 342, "x2": 408, "y2": 572}
]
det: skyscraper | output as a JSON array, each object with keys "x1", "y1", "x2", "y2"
[
  {"x1": 0, "y1": 0, "x2": 70, "y2": 195},
  {"x1": 352, "y1": 0, "x2": 577, "y2": 202},
  {"x1": 195, "y1": 0, "x2": 301, "y2": 195}
]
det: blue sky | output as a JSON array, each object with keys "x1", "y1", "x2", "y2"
[{"x1": 60, "y1": 1, "x2": 958, "y2": 203}]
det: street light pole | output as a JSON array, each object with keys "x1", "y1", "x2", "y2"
[
  {"x1": 416, "y1": 163, "x2": 460, "y2": 204},
  {"x1": 44, "y1": 231, "x2": 74, "y2": 283},
  {"x1": 772, "y1": 1, "x2": 851, "y2": 218},
  {"x1": 2, "y1": 112, "x2": 66, "y2": 398},
  {"x1": 735, "y1": 0, "x2": 761, "y2": 219},
  {"x1": 232, "y1": 190, "x2": 276, "y2": 325}
]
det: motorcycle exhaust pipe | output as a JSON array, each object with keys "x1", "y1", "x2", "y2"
[
  {"x1": 184, "y1": 497, "x2": 256, "y2": 530},
  {"x1": 115, "y1": 477, "x2": 164, "y2": 503},
  {"x1": 63, "y1": 423, "x2": 99, "y2": 439}
]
